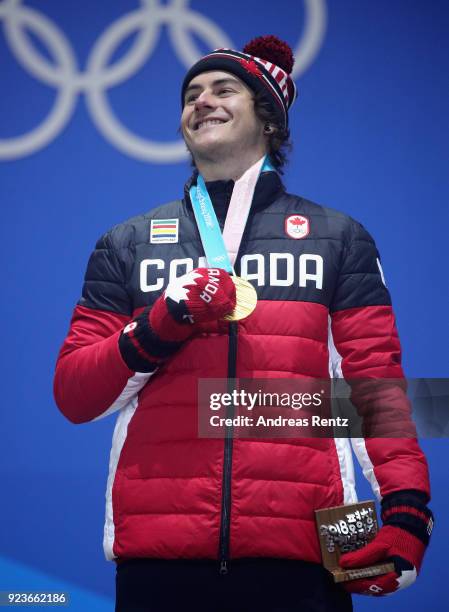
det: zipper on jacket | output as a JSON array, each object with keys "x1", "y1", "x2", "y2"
[{"x1": 218, "y1": 321, "x2": 238, "y2": 574}]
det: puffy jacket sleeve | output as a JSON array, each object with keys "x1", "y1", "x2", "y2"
[
  {"x1": 329, "y1": 219, "x2": 430, "y2": 502},
  {"x1": 54, "y1": 230, "x2": 152, "y2": 424}
]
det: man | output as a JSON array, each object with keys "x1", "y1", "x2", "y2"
[{"x1": 54, "y1": 36, "x2": 433, "y2": 612}]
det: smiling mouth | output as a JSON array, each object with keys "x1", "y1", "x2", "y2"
[{"x1": 194, "y1": 119, "x2": 228, "y2": 131}]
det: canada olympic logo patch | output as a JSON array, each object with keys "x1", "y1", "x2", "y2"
[{"x1": 285, "y1": 215, "x2": 310, "y2": 239}]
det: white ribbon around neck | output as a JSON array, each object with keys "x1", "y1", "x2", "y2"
[{"x1": 221, "y1": 155, "x2": 266, "y2": 267}]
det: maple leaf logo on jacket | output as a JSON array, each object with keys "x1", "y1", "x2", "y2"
[
  {"x1": 290, "y1": 217, "x2": 305, "y2": 226},
  {"x1": 285, "y1": 215, "x2": 310, "y2": 239},
  {"x1": 164, "y1": 270, "x2": 202, "y2": 303}
]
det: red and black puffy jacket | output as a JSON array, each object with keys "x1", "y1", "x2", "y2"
[{"x1": 54, "y1": 171, "x2": 430, "y2": 564}]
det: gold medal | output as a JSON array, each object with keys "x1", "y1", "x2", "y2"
[{"x1": 223, "y1": 276, "x2": 258, "y2": 321}]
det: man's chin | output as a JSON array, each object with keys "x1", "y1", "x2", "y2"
[{"x1": 188, "y1": 139, "x2": 232, "y2": 161}]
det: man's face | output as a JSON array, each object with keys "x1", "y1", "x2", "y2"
[{"x1": 181, "y1": 70, "x2": 267, "y2": 164}]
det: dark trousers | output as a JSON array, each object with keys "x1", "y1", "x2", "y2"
[{"x1": 115, "y1": 558, "x2": 353, "y2": 612}]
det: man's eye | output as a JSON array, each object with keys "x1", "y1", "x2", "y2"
[
  {"x1": 218, "y1": 88, "x2": 233, "y2": 95},
  {"x1": 185, "y1": 94, "x2": 198, "y2": 104}
]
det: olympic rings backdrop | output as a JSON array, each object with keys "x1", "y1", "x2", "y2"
[{"x1": 1, "y1": 1, "x2": 448, "y2": 610}]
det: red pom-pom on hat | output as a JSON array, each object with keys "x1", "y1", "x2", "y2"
[{"x1": 243, "y1": 35, "x2": 294, "y2": 74}]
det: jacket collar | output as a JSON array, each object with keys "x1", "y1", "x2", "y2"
[{"x1": 183, "y1": 170, "x2": 284, "y2": 220}]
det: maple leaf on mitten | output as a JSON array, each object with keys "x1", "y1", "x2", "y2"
[{"x1": 151, "y1": 268, "x2": 236, "y2": 335}]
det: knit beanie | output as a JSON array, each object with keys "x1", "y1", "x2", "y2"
[{"x1": 181, "y1": 35, "x2": 297, "y2": 129}]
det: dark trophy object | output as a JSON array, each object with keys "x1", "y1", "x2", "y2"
[{"x1": 315, "y1": 500, "x2": 395, "y2": 583}]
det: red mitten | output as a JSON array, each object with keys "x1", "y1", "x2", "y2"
[
  {"x1": 340, "y1": 490, "x2": 433, "y2": 596},
  {"x1": 150, "y1": 268, "x2": 236, "y2": 340},
  {"x1": 119, "y1": 268, "x2": 236, "y2": 372}
]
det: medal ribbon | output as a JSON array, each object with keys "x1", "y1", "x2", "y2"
[{"x1": 189, "y1": 156, "x2": 274, "y2": 273}]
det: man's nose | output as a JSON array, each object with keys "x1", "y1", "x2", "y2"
[{"x1": 194, "y1": 90, "x2": 215, "y2": 111}]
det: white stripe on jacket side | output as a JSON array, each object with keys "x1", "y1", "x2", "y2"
[
  {"x1": 328, "y1": 316, "x2": 381, "y2": 502},
  {"x1": 101, "y1": 372, "x2": 153, "y2": 560},
  {"x1": 103, "y1": 396, "x2": 141, "y2": 560},
  {"x1": 93, "y1": 372, "x2": 153, "y2": 421},
  {"x1": 328, "y1": 317, "x2": 357, "y2": 504}
]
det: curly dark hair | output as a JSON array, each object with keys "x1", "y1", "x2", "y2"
[{"x1": 252, "y1": 90, "x2": 292, "y2": 174}]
